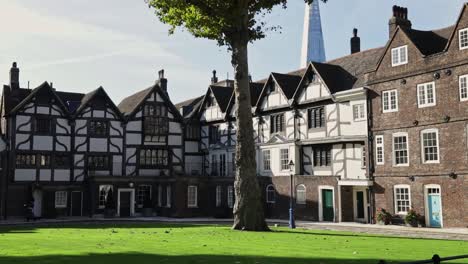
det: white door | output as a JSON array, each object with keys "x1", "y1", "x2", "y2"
[{"x1": 32, "y1": 190, "x2": 42, "y2": 217}]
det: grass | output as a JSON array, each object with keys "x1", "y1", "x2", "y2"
[{"x1": 0, "y1": 223, "x2": 466, "y2": 264}]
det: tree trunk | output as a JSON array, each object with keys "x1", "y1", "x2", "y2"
[{"x1": 230, "y1": 23, "x2": 269, "y2": 232}]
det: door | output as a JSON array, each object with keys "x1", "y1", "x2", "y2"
[
  {"x1": 120, "y1": 192, "x2": 131, "y2": 217},
  {"x1": 32, "y1": 190, "x2": 42, "y2": 217},
  {"x1": 71, "y1": 191, "x2": 83, "y2": 217},
  {"x1": 356, "y1": 191, "x2": 365, "y2": 220},
  {"x1": 427, "y1": 187, "x2": 442, "y2": 228},
  {"x1": 321, "y1": 189, "x2": 334, "y2": 221}
]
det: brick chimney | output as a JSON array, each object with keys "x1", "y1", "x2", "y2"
[
  {"x1": 350, "y1": 28, "x2": 360, "y2": 54},
  {"x1": 158, "y1": 69, "x2": 167, "y2": 92},
  {"x1": 10, "y1": 62, "x2": 19, "y2": 90},
  {"x1": 389, "y1": 5, "x2": 412, "y2": 38},
  {"x1": 211, "y1": 70, "x2": 218, "y2": 84}
]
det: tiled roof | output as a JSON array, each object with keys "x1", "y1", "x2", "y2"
[
  {"x1": 402, "y1": 26, "x2": 455, "y2": 56},
  {"x1": 311, "y1": 62, "x2": 357, "y2": 93},
  {"x1": 175, "y1": 96, "x2": 204, "y2": 119},
  {"x1": 210, "y1": 85, "x2": 233, "y2": 113},
  {"x1": 271, "y1": 73, "x2": 303, "y2": 99},
  {"x1": 117, "y1": 87, "x2": 153, "y2": 115}
]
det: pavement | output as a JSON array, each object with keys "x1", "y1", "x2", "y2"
[{"x1": 0, "y1": 217, "x2": 467, "y2": 241}]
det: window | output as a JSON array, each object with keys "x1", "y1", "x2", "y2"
[
  {"x1": 143, "y1": 104, "x2": 168, "y2": 142},
  {"x1": 280, "y1": 149, "x2": 289, "y2": 171},
  {"x1": 361, "y1": 145, "x2": 366, "y2": 169},
  {"x1": 139, "y1": 149, "x2": 168, "y2": 167},
  {"x1": 219, "y1": 154, "x2": 226, "y2": 177},
  {"x1": 216, "y1": 186, "x2": 222, "y2": 207},
  {"x1": 227, "y1": 186, "x2": 234, "y2": 208},
  {"x1": 308, "y1": 107, "x2": 325, "y2": 129},
  {"x1": 262, "y1": 150, "x2": 271, "y2": 171},
  {"x1": 459, "y1": 75, "x2": 468, "y2": 101},
  {"x1": 88, "y1": 155, "x2": 109, "y2": 170},
  {"x1": 209, "y1": 126, "x2": 220, "y2": 144},
  {"x1": 421, "y1": 129, "x2": 440, "y2": 163},
  {"x1": 394, "y1": 185, "x2": 411, "y2": 214},
  {"x1": 459, "y1": 28, "x2": 468, "y2": 50},
  {"x1": 187, "y1": 186, "x2": 198, "y2": 208},
  {"x1": 417, "y1": 82, "x2": 436, "y2": 108},
  {"x1": 313, "y1": 145, "x2": 332, "y2": 167},
  {"x1": 391, "y1": 45, "x2": 408, "y2": 66},
  {"x1": 54, "y1": 154, "x2": 70, "y2": 168},
  {"x1": 375, "y1": 135, "x2": 384, "y2": 165},
  {"x1": 393, "y1": 133, "x2": 409, "y2": 166},
  {"x1": 211, "y1": 155, "x2": 218, "y2": 175},
  {"x1": 39, "y1": 154, "x2": 51, "y2": 168},
  {"x1": 166, "y1": 186, "x2": 171, "y2": 208},
  {"x1": 186, "y1": 124, "x2": 201, "y2": 140},
  {"x1": 16, "y1": 154, "x2": 36, "y2": 168},
  {"x1": 34, "y1": 117, "x2": 52, "y2": 134},
  {"x1": 137, "y1": 185, "x2": 152, "y2": 208},
  {"x1": 296, "y1": 185, "x2": 306, "y2": 205},
  {"x1": 353, "y1": 104, "x2": 365, "y2": 121},
  {"x1": 266, "y1": 185, "x2": 276, "y2": 203},
  {"x1": 270, "y1": 114, "x2": 285, "y2": 134},
  {"x1": 55, "y1": 191, "x2": 67, "y2": 208},
  {"x1": 382, "y1": 90, "x2": 398, "y2": 113},
  {"x1": 89, "y1": 121, "x2": 108, "y2": 136},
  {"x1": 98, "y1": 185, "x2": 113, "y2": 209}
]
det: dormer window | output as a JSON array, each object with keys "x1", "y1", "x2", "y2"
[
  {"x1": 459, "y1": 28, "x2": 468, "y2": 50},
  {"x1": 391, "y1": 46, "x2": 408, "y2": 67}
]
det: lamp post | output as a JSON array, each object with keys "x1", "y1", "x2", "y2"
[{"x1": 288, "y1": 160, "x2": 296, "y2": 229}]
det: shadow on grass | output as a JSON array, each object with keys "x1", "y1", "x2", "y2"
[{"x1": 0, "y1": 253, "x2": 432, "y2": 264}]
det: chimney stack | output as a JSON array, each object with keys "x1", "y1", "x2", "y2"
[
  {"x1": 350, "y1": 28, "x2": 361, "y2": 54},
  {"x1": 10, "y1": 62, "x2": 19, "y2": 90},
  {"x1": 211, "y1": 70, "x2": 218, "y2": 84},
  {"x1": 158, "y1": 69, "x2": 167, "y2": 92},
  {"x1": 389, "y1": 5, "x2": 412, "y2": 38}
]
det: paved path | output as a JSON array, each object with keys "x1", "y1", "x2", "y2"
[{"x1": 1, "y1": 217, "x2": 467, "y2": 241}]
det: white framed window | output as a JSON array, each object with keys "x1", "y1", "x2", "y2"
[
  {"x1": 98, "y1": 185, "x2": 113, "y2": 209},
  {"x1": 166, "y1": 185, "x2": 171, "y2": 208},
  {"x1": 280, "y1": 149, "x2": 289, "y2": 171},
  {"x1": 227, "y1": 186, "x2": 234, "y2": 208},
  {"x1": 421, "y1": 129, "x2": 440, "y2": 164},
  {"x1": 394, "y1": 185, "x2": 411, "y2": 215},
  {"x1": 266, "y1": 185, "x2": 276, "y2": 203},
  {"x1": 296, "y1": 184, "x2": 306, "y2": 205},
  {"x1": 215, "y1": 186, "x2": 222, "y2": 207},
  {"x1": 262, "y1": 150, "x2": 271, "y2": 171},
  {"x1": 361, "y1": 145, "x2": 366, "y2": 169},
  {"x1": 353, "y1": 104, "x2": 366, "y2": 121},
  {"x1": 391, "y1": 45, "x2": 408, "y2": 66},
  {"x1": 375, "y1": 135, "x2": 384, "y2": 165},
  {"x1": 393, "y1": 133, "x2": 409, "y2": 166},
  {"x1": 187, "y1": 185, "x2": 198, "y2": 208},
  {"x1": 55, "y1": 191, "x2": 67, "y2": 208},
  {"x1": 459, "y1": 75, "x2": 468, "y2": 101},
  {"x1": 417, "y1": 82, "x2": 436, "y2": 108},
  {"x1": 382, "y1": 90, "x2": 398, "y2": 113},
  {"x1": 459, "y1": 28, "x2": 468, "y2": 50},
  {"x1": 136, "y1": 185, "x2": 152, "y2": 208}
]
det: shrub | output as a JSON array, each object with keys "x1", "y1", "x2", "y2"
[{"x1": 376, "y1": 208, "x2": 392, "y2": 224}]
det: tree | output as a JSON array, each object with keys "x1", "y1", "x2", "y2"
[{"x1": 146, "y1": 0, "x2": 325, "y2": 231}]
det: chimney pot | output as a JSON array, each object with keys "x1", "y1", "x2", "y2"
[
  {"x1": 158, "y1": 69, "x2": 167, "y2": 92},
  {"x1": 211, "y1": 70, "x2": 218, "y2": 84},
  {"x1": 389, "y1": 5, "x2": 412, "y2": 38},
  {"x1": 351, "y1": 28, "x2": 361, "y2": 54},
  {"x1": 10, "y1": 62, "x2": 20, "y2": 89}
]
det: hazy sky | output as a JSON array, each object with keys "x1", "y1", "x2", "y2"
[{"x1": 0, "y1": 0, "x2": 466, "y2": 104}]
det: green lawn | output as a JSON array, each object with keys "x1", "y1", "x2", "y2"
[{"x1": 0, "y1": 223, "x2": 466, "y2": 264}]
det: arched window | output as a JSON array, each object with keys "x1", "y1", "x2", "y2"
[
  {"x1": 296, "y1": 184, "x2": 306, "y2": 205},
  {"x1": 266, "y1": 185, "x2": 276, "y2": 203}
]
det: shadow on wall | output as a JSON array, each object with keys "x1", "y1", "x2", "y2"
[{"x1": 0, "y1": 253, "x2": 393, "y2": 264}]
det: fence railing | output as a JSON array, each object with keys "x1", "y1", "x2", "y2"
[{"x1": 379, "y1": 254, "x2": 468, "y2": 264}]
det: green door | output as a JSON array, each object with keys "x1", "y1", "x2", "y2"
[{"x1": 322, "y1": 189, "x2": 334, "y2": 221}]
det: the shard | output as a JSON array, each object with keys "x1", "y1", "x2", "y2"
[{"x1": 300, "y1": 0, "x2": 326, "y2": 67}]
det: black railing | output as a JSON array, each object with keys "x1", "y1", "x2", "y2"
[{"x1": 379, "y1": 254, "x2": 468, "y2": 264}]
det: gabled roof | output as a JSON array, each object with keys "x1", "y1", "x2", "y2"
[
  {"x1": 210, "y1": 85, "x2": 234, "y2": 113},
  {"x1": 443, "y1": 3, "x2": 468, "y2": 52},
  {"x1": 271, "y1": 73, "x2": 303, "y2": 99},
  {"x1": 402, "y1": 26, "x2": 454, "y2": 56},
  {"x1": 224, "y1": 82, "x2": 265, "y2": 116},
  {"x1": 74, "y1": 87, "x2": 124, "y2": 120},
  {"x1": 175, "y1": 95, "x2": 204, "y2": 120},
  {"x1": 311, "y1": 62, "x2": 357, "y2": 93}
]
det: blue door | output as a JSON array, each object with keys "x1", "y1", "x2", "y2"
[{"x1": 428, "y1": 190, "x2": 442, "y2": 228}]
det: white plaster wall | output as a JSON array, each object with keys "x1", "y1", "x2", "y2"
[
  {"x1": 169, "y1": 122, "x2": 182, "y2": 134},
  {"x1": 16, "y1": 115, "x2": 31, "y2": 131},
  {"x1": 23, "y1": 103, "x2": 35, "y2": 114},
  {"x1": 185, "y1": 142, "x2": 199, "y2": 152},
  {"x1": 74, "y1": 155, "x2": 85, "y2": 166},
  {"x1": 126, "y1": 148, "x2": 137, "y2": 163},
  {"x1": 33, "y1": 136, "x2": 53, "y2": 151},
  {"x1": 340, "y1": 99, "x2": 368, "y2": 137},
  {"x1": 258, "y1": 143, "x2": 296, "y2": 177},
  {"x1": 55, "y1": 136, "x2": 71, "y2": 151},
  {"x1": 14, "y1": 170, "x2": 35, "y2": 181},
  {"x1": 113, "y1": 155, "x2": 123, "y2": 176},
  {"x1": 93, "y1": 110, "x2": 105, "y2": 118},
  {"x1": 16, "y1": 134, "x2": 30, "y2": 150},
  {"x1": 126, "y1": 133, "x2": 141, "y2": 145},
  {"x1": 202, "y1": 105, "x2": 223, "y2": 121},
  {"x1": 126, "y1": 121, "x2": 141, "y2": 132},
  {"x1": 36, "y1": 106, "x2": 49, "y2": 115},
  {"x1": 110, "y1": 121, "x2": 123, "y2": 136},
  {"x1": 75, "y1": 120, "x2": 88, "y2": 135},
  {"x1": 54, "y1": 170, "x2": 70, "y2": 181},
  {"x1": 110, "y1": 138, "x2": 123, "y2": 153},
  {"x1": 260, "y1": 90, "x2": 288, "y2": 110},
  {"x1": 56, "y1": 118, "x2": 71, "y2": 134},
  {"x1": 39, "y1": 169, "x2": 51, "y2": 181},
  {"x1": 89, "y1": 138, "x2": 107, "y2": 152}
]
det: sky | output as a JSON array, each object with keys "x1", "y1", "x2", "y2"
[{"x1": 0, "y1": 0, "x2": 466, "y2": 105}]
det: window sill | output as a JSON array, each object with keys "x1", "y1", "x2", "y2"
[
  {"x1": 382, "y1": 109, "x2": 398, "y2": 113},
  {"x1": 422, "y1": 161, "x2": 440, "y2": 164},
  {"x1": 417, "y1": 104, "x2": 436, "y2": 109}
]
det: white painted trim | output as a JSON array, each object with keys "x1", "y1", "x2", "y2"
[
  {"x1": 391, "y1": 45, "x2": 408, "y2": 67},
  {"x1": 117, "y1": 188, "x2": 135, "y2": 217},
  {"x1": 393, "y1": 184, "x2": 411, "y2": 215},
  {"x1": 187, "y1": 185, "x2": 198, "y2": 208},
  {"x1": 70, "y1": 191, "x2": 83, "y2": 216},
  {"x1": 424, "y1": 184, "x2": 443, "y2": 228},
  {"x1": 296, "y1": 184, "x2": 307, "y2": 205},
  {"x1": 382, "y1": 89, "x2": 399, "y2": 113},
  {"x1": 353, "y1": 187, "x2": 368, "y2": 223},
  {"x1": 459, "y1": 28, "x2": 468, "y2": 50},
  {"x1": 459, "y1": 74, "x2": 468, "y2": 102},
  {"x1": 318, "y1": 185, "x2": 335, "y2": 222},
  {"x1": 417, "y1": 82, "x2": 436, "y2": 108},
  {"x1": 375, "y1": 135, "x2": 385, "y2": 165},
  {"x1": 266, "y1": 184, "x2": 276, "y2": 204},
  {"x1": 392, "y1": 132, "x2": 409, "y2": 167},
  {"x1": 420, "y1": 128, "x2": 440, "y2": 164},
  {"x1": 54, "y1": 191, "x2": 67, "y2": 208}
]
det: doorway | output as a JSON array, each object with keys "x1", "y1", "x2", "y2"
[
  {"x1": 71, "y1": 191, "x2": 83, "y2": 217},
  {"x1": 319, "y1": 186, "x2": 334, "y2": 222},
  {"x1": 425, "y1": 185, "x2": 442, "y2": 228},
  {"x1": 117, "y1": 189, "x2": 135, "y2": 217},
  {"x1": 353, "y1": 188, "x2": 368, "y2": 223}
]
